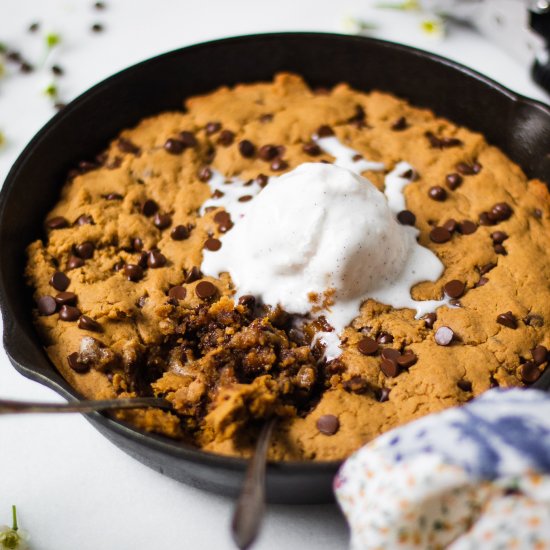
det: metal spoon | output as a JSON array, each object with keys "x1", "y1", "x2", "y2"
[
  {"x1": 231, "y1": 418, "x2": 277, "y2": 550},
  {"x1": 0, "y1": 397, "x2": 171, "y2": 414}
]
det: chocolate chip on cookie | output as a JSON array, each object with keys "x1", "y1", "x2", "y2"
[
  {"x1": 444, "y1": 280, "x2": 466, "y2": 299},
  {"x1": 357, "y1": 337, "x2": 378, "y2": 356},
  {"x1": 397, "y1": 210, "x2": 416, "y2": 226},
  {"x1": 429, "y1": 226, "x2": 452, "y2": 244},
  {"x1": 497, "y1": 311, "x2": 517, "y2": 329},
  {"x1": 195, "y1": 281, "x2": 217, "y2": 300},
  {"x1": 37, "y1": 296, "x2": 57, "y2": 316},
  {"x1": 316, "y1": 414, "x2": 340, "y2": 436},
  {"x1": 78, "y1": 315, "x2": 102, "y2": 332}
]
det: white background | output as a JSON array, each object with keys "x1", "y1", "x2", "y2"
[{"x1": 0, "y1": 1, "x2": 548, "y2": 549}]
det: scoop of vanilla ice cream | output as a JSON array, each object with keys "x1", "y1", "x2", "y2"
[{"x1": 202, "y1": 162, "x2": 441, "y2": 334}]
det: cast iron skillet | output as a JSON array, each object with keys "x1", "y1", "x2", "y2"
[{"x1": 1, "y1": 33, "x2": 550, "y2": 505}]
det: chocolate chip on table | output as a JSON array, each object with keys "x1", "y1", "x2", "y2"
[
  {"x1": 428, "y1": 186, "x2": 447, "y2": 201},
  {"x1": 46, "y1": 216, "x2": 69, "y2": 230},
  {"x1": 67, "y1": 255, "x2": 84, "y2": 270},
  {"x1": 78, "y1": 315, "x2": 102, "y2": 332},
  {"x1": 258, "y1": 144, "x2": 278, "y2": 161},
  {"x1": 314, "y1": 125, "x2": 334, "y2": 138},
  {"x1": 524, "y1": 314, "x2": 544, "y2": 328},
  {"x1": 494, "y1": 244, "x2": 507, "y2": 255},
  {"x1": 204, "y1": 238, "x2": 222, "y2": 251},
  {"x1": 357, "y1": 337, "x2": 378, "y2": 356},
  {"x1": 444, "y1": 279, "x2": 466, "y2": 299},
  {"x1": 520, "y1": 362, "x2": 541, "y2": 384},
  {"x1": 457, "y1": 161, "x2": 482, "y2": 175},
  {"x1": 179, "y1": 131, "x2": 197, "y2": 148},
  {"x1": 185, "y1": 266, "x2": 202, "y2": 284},
  {"x1": 37, "y1": 296, "x2": 57, "y2": 316},
  {"x1": 377, "y1": 332, "x2": 394, "y2": 344},
  {"x1": 148, "y1": 250, "x2": 167, "y2": 268},
  {"x1": 377, "y1": 387, "x2": 391, "y2": 402},
  {"x1": 391, "y1": 116, "x2": 408, "y2": 131},
  {"x1": 497, "y1": 311, "x2": 517, "y2": 329},
  {"x1": 205, "y1": 121, "x2": 221, "y2": 135},
  {"x1": 117, "y1": 137, "x2": 140, "y2": 155},
  {"x1": 303, "y1": 142, "x2": 322, "y2": 156},
  {"x1": 91, "y1": 23, "x2": 104, "y2": 32},
  {"x1": 435, "y1": 326, "x2": 454, "y2": 346},
  {"x1": 397, "y1": 210, "x2": 416, "y2": 226},
  {"x1": 316, "y1": 414, "x2": 340, "y2": 436},
  {"x1": 532, "y1": 345, "x2": 549, "y2": 365},
  {"x1": 457, "y1": 379, "x2": 472, "y2": 392},
  {"x1": 54, "y1": 292, "x2": 77, "y2": 306},
  {"x1": 422, "y1": 312, "x2": 437, "y2": 329},
  {"x1": 271, "y1": 158, "x2": 288, "y2": 171},
  {"x1": 195, "y1": 280, "x2": 217, "y2": 300},
  {"x1": 50, "y1": 271, "x2": 70, "y2": 291},
  {"x1": 397, "y1": 350, "x2": 418, "y2": 368},
  {"x1": 153, "y1": 213, "x2": 172, "y2": 230},
  {"x1": 59, "y1": 305, "x2": 81, "y2": 321},
  {"x1": 256, "y1": 174, "x2": 269, "y2": 187},
  {"x1": 124, "y1": 264, "x2": 144, "y2": 282},
  {"x1": 380, "y1": 358, "x2": 400, "y2": 378},
  {"x1": 75, "y1": 241, "x2": 94, "y2": 259},
  {"x1": 171, "y1": 224, "x2": 190, "y2": 240},
  {"x1": 142, "y1": 199, "x2": 159, "y2": 217},
  {"x1": 442, "y1": 219, "x2": 457, "y2": 233},
  {"x1": 217, "y1": 129, "x2": 235, "y2": 146},
  {"x1": 429, "y1": 226, "x2": 452, "y2": 244},
  {"x1": 445, "y1": 173, "x2": 463, "y2": 190},
  {"x1": 197, "y1": 166, "x2": 212, "y2": 182},
  {"x1": 168, "y1": 286, "x2": 187, "y2": 301},
  {"x1": 67, "y1": 352, "x2": 89, "y2": 374},
  {"x1": 238, "y1": 140, "x2": 255, "y2": 158},
  {"x1": 458, "y1": 220, "x2": 477, "y2": 235}
]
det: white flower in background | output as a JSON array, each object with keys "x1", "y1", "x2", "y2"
[{"x1": 0, "y1": 507, "x2": 30, "y2": 550}]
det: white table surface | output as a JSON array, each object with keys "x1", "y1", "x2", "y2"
[{"x1": 0, "y1": 2, "x2": 548, "y2": 549}]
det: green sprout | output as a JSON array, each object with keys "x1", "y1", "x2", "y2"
[
  {"x1": 45, "y1": 32, "x2": 61, "y2": 49},
  {"x1": 44, "y1": 82, "x2": 58, "y2": 99},
  {"x1": 0, "y1": 506, "x2": 29, "y2": 550}
]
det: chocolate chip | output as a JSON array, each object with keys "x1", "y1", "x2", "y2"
[
  {"x1": 426, "y1": 132, "x2": 462, "y2": 149},
  {"x1": 357, "y1": 337, "x2": 378, "y2": 356},
  {"x1": 397, "y1": 350, "x2": 417, "y2": 368},
  {"x1": 165, "y1": 138, "x2": 186, "y2": 155},
  {"x1": 479, "y1": 212, "x2": 491, "y2": 226},
  {"x1": 316, "y1": 414, "x2": 340, "y2": 435},
  {"x1": 457, "y1": 161, "x2": 482, "y2": 175},
  {"x1": 377, "y1": 332, "x2": 394, "y2": 344},
  {"x1": 46, "y1": 216, "x2": 69, "y2": 230},
  {"x1": 258, "y1": 144, "x2": 278, "y2": 161},
  {"x1": 238, "y1": 195, "x2": 253, "y2": 202},
  {"x1": 50, "y1": 271, "x2": 70, "y2": 291},
  {"x1": 401, "y1": 169, "x2": 418, "y2": 181},
  {"x1": 520, "y1": 362, "x2": 541, "y2": 384},
  {"x1": 534, "y1": 208, "x2": 543, "y2": 219},
  {"x1": 343, "y1": 376, "x2": 369, "y2": 394},
  {"x1": 491, "y1": 231, "x2": 508, "y2": 244},
  {"x1": 397, "y1": 210, "x2": 416, "y2": 226},
  {"x1": 256, "y1": 174, "x2": 269, "y2": 187},
  {"x1": 524, "y1": 314, "x2": 544, "y2": 328},
  {"x1": 488, "y1": 202, "x2": 513, "y2": 223},
  {"x1": 142, "y1": 199, "x2": 159, "y2": 217},
  {"x1": 238, "y1": 140, "x2": 255, "y2": 158},
  {"x1": 458, "y1": 220, "x2": 477, "y2": 235},
  {"x1": 315, "y1": 125, "x2": 334, "y2": 138},
  {"x1": 179, "y1": 131, "x2": 197, "y2": 148},
  {"x1": 124, "y1": 264, "x2": 144, "y2": 282},
  {"x1": 475, "y1": 277, "x2": 489, "y2": 288},
  {"x1": 55, "y1": 292, "x2": 77, "y2": 306},
  {"x1": 303, "y1": 142, "x2": 322, "y2": 156},
  {"x1": 391, "y1": 117, "x2": 408, "y2": 131},
  {"x1": 37, "y1": 296, "x2": 57, "y2": 316},
  {"x1": 430, "y1": 226, "x2": 452, "y2": 244},
  {"x1": 67, "y1": 255, "x2": 84, "y2": 270},
  {"x1": 381, "y1": 348, "x2": 401, "y2": 362},
  {"x1": 435, "y1": 326, "x2": 454, "y2": 346},
  {"x1": 494, "y1": 244, "x2": 507, "y2": 255},
  {"x1": 204, "y1": 238, "x2": 222, "y2": 251},
  {"x1": 91, "y1": 23, "x2": 104, "y2": 32},
  {"x1": 446, "y1": 173, "x2": 463, "y2": 190},
  {"x1": 271, "y1": 158, "x2": 288, "y2": 171},
  {"x1": 75, "y1": 241, "x2": 94, "y2": 259},
  {"x1": 378, "y1": 387, "x2": 391, "y2": 402},
  {"x1": 75, "y1": 214, "x2": 94, "y2": 226},
  {"x1": 205, "y1": 121, "x2": 221, "y2": 135},
  {"x1": 153, "y1": 213, "x2": 172, "y2": 230},
  {"x1": 444, "y1": 279, "x2": 466, "y2": 299},
  {"x1": 185, "y1": 266, "x2": 202, "y2": 284},
  {"x1": 380, "y1": 358, "x2": 399, "y2": 378},
  {"x1": 59, "y1": 305, "x2": 81, "y2": 321},
  {"x1": 168, "y1": 286, "x2": 187, "y2": 301},
  {"x1": 171, "y1": 225, "x2": 191, "y2": 241},
  {"x1": 214, "y1": 211, "x2": 231, "y2": 226},
  {"x1": 260, "y1": 113, "x2": 274, "y2": 123},
  {"x1": 428, "y1": 186, "x2": 447, "y2": 201},
  {"x1": 105, "y1": 193, "x2": 123, "y2": 200},
  {"x1": 67, "y1": 352, "x2": 89, "y2": 373},
  {"x1": 497, "y1": 311, "x2": 517, "y2": 329},
  {"x1": 479, "y1": 263, "x2": 496, "y2": 276},
  {"x1": 532, "y1": 345, "x2": 548, "y2": 365},
  {"x1": 457, "y1": 380, "x2": 472, "y2": 392},
  {"x1": 195, "y1": 280, "x2": 217, "y2": 300},
  {"x1": 78, "y1": 315, "x2": 102, "y2": 332},
  {"x1": 117, "y1": 137, "x2": 140, "y2": 155},
  {"x1": 148, "y1": 251, "x2": 167, "y2": 268},
  {"x1": 217, "y1": 129, "x2": 235, "y2": 146},
  {"x1": 442, "y1": 219, "x2": 458, "y2": 233},
  {"x1": 238, "y1": 295, "x2": 256, "y2": 313},
  {"x1": 423, "y1": 312, "x2": 437, "y2": 329}
]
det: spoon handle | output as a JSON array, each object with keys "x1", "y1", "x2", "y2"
[
  {"x1": 231, "y1": 418, "x2": 276, "y2": 550},
  {"x1": 0, "y1": 397, "x2": 170, "y2": 414}
]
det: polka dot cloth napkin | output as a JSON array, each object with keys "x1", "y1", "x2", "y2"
[{"x1": 335, "y1": 388, "x2": 550, "y2": 549}]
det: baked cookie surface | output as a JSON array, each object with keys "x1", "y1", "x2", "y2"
[{"x1": 26, "y1": 73, "x2": 550, "y2": 460}]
